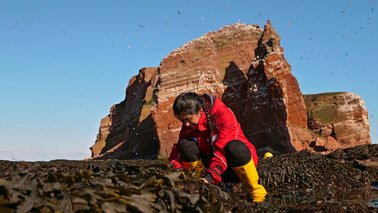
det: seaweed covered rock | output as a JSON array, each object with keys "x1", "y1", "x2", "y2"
[
  {"x1": 327, "y1": 144, "x2": 378, "y2": 182},
  {"x1": 327, "y1": 144, "x2": 378, "y2": 162},
  {"x1": 259, "y1": 151, "x2": 370, "y2": 190},
  {"x1": 1, "y1": 145, "x2": 377, "y2": 212},
  {"x1": 0, "y1": 160, "x2": 215, "y2": 212}
]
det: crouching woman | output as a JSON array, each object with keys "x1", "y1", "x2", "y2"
[{"x1": 169, "y1": 92, "x2": 267, "y2": 202}]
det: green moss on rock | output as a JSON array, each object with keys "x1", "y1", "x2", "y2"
[{"x1": 303, "y1": 92, "x2": 348, "y2": 124}]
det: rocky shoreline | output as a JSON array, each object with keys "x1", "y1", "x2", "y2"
[{"x1": 1, "y1": 144, "x2": 377, "y2": 212}]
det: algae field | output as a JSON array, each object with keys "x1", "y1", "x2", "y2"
[{"x1": 0, "y1": 145, "x2": 377, "y2": 212}]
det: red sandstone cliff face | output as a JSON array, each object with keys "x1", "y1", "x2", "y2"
[
  {"x1": 152, "y1": 23, "x2": 265, "y2": 155},
  {"x1": 239, "y1": 21, "x2": 309, "y2": 154},
  {"x1": 90, "y1": 21, "x2": 372, "y2": 159},
  {"x1": 91, "y1": 67, "x2": 159, "y2": 159},
  {"x1": 152, "y1": 21, "x2": 316, "y2": 155}
]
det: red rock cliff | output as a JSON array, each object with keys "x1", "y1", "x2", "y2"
[
  {"x1": 90, "y1": 21, "x2": 372, "y2": 159},
  {"x1": 239, "y1": 21, "x2": 309, "y2": 153},
  {"x1": 304, "y1": 92, "x2": 371, "y2": 150},
  {"x1": 151, "y1": 23, "x2": 264, "y2": 155},
  {"x1": 91, "y1": 67, "x2": 159, "y2": 159}
]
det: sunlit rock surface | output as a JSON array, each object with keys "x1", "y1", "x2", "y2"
[{"x1": 304, "y1": 92, "x2": 371, "y2": 151}]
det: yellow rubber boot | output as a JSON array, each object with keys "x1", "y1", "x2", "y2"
[
  {"x1": 182, "y1": 161, "x2": 198, "y2": 170},
  {"x1": 182, "y1": 160, "x2": 205, "y2": 177},
  {"x1": 232, "y1": 160, "x2": 267, "y2": 202}
]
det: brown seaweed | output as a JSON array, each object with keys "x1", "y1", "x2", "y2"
[{"x1": 0, "y1": 145, "x2": 377, "y2": 212}]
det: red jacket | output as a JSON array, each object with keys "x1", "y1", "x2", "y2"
[{"x1": 169, "y1": 96, "x2": 258, "y2": 184}]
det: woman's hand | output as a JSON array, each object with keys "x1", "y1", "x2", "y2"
[
  {"x1": 200, "y1": 178, "x2": 209, "y2": 184},
  {"x1": 200, "y1": 173, "x2": 213, "y2": 184}
]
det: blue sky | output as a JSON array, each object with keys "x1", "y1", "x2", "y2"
[{"x1": 0, "y1": 0, "x2": 376, "y2": 161}]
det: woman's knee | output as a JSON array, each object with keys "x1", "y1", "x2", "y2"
[
  {"x1": 225, "y1": 140, "x2": 251, "y2": 167},
  {"x1": 178, "y1": 138, "x2": 200, "y2": 162}
]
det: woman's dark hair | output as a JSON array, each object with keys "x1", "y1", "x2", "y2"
[{"x1": 173, "y1": 92, "x2": 204, "y2": 116}]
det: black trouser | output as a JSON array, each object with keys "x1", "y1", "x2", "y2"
[{"x1": 178, "y1": 138, "x2": 252, "y2": 182}]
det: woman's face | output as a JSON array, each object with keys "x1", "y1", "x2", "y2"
[{"x1": 177, "y1": 109, "x2": 202, "y2": 127}]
